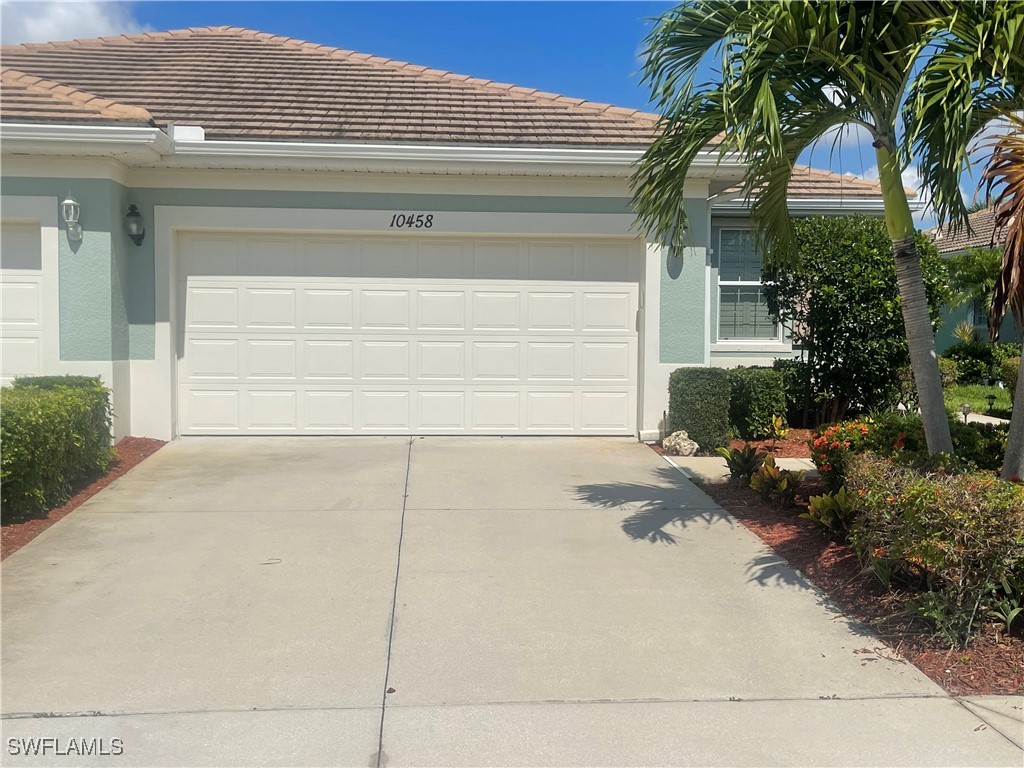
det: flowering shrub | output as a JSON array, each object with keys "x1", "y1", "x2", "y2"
[
  {"x1": 809, "y1": 419, "x2": 872, "y2": 492},
  {"x1": 845, "y1": 455, "x2": 1024, "y2": 646}
]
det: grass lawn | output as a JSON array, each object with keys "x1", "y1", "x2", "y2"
[{"x1": 945, "y1": 384, "x2": 1013, "y2": 419}]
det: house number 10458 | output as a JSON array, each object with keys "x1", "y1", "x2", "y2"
[{"x1": 389, "y1": 213, "x2": 434, "y2": 229}]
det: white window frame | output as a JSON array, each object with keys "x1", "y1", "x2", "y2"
[{"x1": 715, "y1": 226, "x2": 782, "y2": 344}]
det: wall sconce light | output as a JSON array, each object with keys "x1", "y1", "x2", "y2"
[
  {"x1": 125, "y1": 205, "x2": 145, "y2": 246},
  {"x1": 61, "y1": 195, "x2": 82, "y2": 243}
]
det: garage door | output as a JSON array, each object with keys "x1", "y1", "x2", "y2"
[{"x1": 177, "y1": 233, "x2": 640, "y2": 435}]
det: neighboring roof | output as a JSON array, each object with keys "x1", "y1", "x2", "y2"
[
  {"x1": 718, "y1": 166, "x2": 889, "y2": 201},
  {"x1": 928, "y1": 206, "x2": 1004, "y2": 255},
  {"x1": 0, "y1": 26, "x2": 659, "y2": 147},
  {"x1": 1, "y1": 68, "x2": 152, "y2": 124}
]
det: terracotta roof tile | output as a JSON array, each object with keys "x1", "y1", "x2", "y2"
[
  {"x1": 929, "y1": 206, "x2": 1006, "y2": 254},
  {"x1": 0, "y1": 26, "x2": 657, "y2": 146},
  {"x1": 0, "y1": 67, "x2": 153, "y2": 123},
  {"x1": 720, "y1": 166, "x2": 889, "y2": 200}
]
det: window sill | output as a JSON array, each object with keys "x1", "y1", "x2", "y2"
[{"x1": 710, "y1": 342, "x2": 793, "y2": 354}]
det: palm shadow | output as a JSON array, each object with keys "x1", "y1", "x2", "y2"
[{"x1": 573, "y1": 465, "x2": 733, "y2": 545}]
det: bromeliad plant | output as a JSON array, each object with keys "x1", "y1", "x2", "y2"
[{"x1": 715, "y1": 444, "x2": 767, "y2": 482}]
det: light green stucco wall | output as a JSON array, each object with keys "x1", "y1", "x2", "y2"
[
  {"x1": 1, "y1": 176, "x2": 128, "y2": 362},
  {"x1": 935, "y1": 302, "x2": 1022, "y2": 352},
  {"x1": 659, "y1": 197, "x2": 708, "y2": 365}
]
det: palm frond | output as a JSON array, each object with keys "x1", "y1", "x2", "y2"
[{"x1": 981, "y1": 114, "x2": 1024, "y2": 336}]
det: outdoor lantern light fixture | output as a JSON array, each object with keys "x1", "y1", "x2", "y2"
[
  {"x1": 125, "y1": 205, "x2": 145, "y2": 246},
  {"x1": 61, "y1": 195, "x2": 82, "y2": 243},
  {"x1": 960, "y1": 402, "x2": 972, "y2": 423},
  {"x1": 986, "y1": 394, "x2": 998, "y2": 413}
]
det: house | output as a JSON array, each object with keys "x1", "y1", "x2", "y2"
[
  {"x1": 0, "y1": 27, "x2": 889, "y2": 441},
  {"x1": 929, "y1": 206, "x2": 1022, "y2": 351}
]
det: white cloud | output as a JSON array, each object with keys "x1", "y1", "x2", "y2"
[{"x1": 1, "y1": 1, "x2": 150, "y2": 45}]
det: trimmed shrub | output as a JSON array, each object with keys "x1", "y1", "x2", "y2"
[
  {"x1": 938, "y1": 358, "x2": 960, "y2": 389},
  {"x1": 668, "y1": 367, "x2": 732, "y2": 451},
  {"x1": 773, "y1": 358, "x2": 813, "y2": 427},
  {"x1": 1003, "y1": 357, "x2": 1020, "y2": 403},
  {"x1": 845, "y1": 455, "x2": 1024, "y2": 646},
  {"x1": 1, "y1": 377, "x2": 112, "y2": 522},
  {"x1": 942, "y1": 341, "x2": 1020, "y2": 384},
  {"x1": 727, "y1": 367, "x2": 786, "y2": 439}
]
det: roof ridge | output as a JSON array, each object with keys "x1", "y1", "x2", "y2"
[
  {"x1": 0, "y1": 67, "x2": 153, "y2": 122},
  {"x1": 2, "y1": 25, "x2": 659, "y2": 127}
]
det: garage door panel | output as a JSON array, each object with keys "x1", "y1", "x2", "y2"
[
  {"x1": 305, "y1": 391, "x2": 354, "y2": 429},
  {"x1": 417, "y1": 391, "x2": 465, "y2": 429},
  {"x1": 304, "y1": 289, "x2": 353, "y2": 329},
  {"x1": 248, "y1": 390, "x2": 297, "y2": 429},
  {"x1": 362, "y1": 290, "x2": 410, "y2": 329},
  {"x1": 186, "y1": 339, "x2": 239, "y2": 379},
  {"x1": 187, "y1": 287, "x2": 238, "y2": 328},
  {"x1": 362, "y1": 391, "x2": 410, "y2": 429},
  {"x1": 246, "y1": 340, "x2": 296, "y2": 379},
  {"x1": 418, "y1": 341, "x2": 465, "y2": 380},
  {"x1": 305, "y1": 340, "x2": 354, "y2": 380},
  {"x1": 178, "y1": 234, "x2": 638, "y2": 435},
  {"x1": 417, "y1": 290, "x2": 466, "y2": 330},
  {"x1": 245, "y1": 288, "x2": 297, "y2": 329}
]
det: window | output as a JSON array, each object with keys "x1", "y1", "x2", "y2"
[
  {"x1": 971, "y1": 298, "x2": 988, "y2": 327},
  {"x1": 717, "y1": 229, "x2": 778, "y2": 341}
]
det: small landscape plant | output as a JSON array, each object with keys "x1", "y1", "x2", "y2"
[
  {"x1": 1003, "y1": 357, "x2": 1020, "y2": 403},
  {"x1": 715, "y1": 444, "x2": 767, "y2": 482},
  {"x1": 801, "y1": 487, "x2": 857, "y2": 538},
  {"x1": 749, "y1": 455, "x2": 804, "y2": 508}
]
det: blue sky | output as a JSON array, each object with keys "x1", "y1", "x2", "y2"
[{"x1": 4, "y1": 0, "x2": 993, "y2": 227}]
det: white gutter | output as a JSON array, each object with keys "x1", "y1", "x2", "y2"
[
  {"x1": 0, "y1": 121, "x2": 746, "y2": 176},
  {"x1": 711, "y1": 196, "x2": 919, "y2": 214},
  {"x1": 0, "y1": 123, "x2": 173, "y2": 155},
  {"x1": 170, "y1": 137, "x2": 741, "y2": 170}
]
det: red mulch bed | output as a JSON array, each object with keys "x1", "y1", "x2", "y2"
[
  {"x1": 687, "y1": 466, "x2": 1023, "y2": 696},
  {"x1": 728, "y1": 428, "x2": 814, "y2": 458},
  {"x1": 1, "y1": 437, "x2": 165, "y2": 560}
]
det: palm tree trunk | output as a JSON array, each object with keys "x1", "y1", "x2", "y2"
[
  {"x1": 876, "y1": 146, "x2": 955, "y2": 456},
  {"x1": 1002, "y1": 352, "x2": 1024, "y2": 480}
]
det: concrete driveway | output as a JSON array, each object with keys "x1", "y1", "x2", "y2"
[{"x1": 2, "y1": 437, "x2": 1021, "y2": 767}]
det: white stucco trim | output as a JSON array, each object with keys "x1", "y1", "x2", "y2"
[{"x1": 137, "y1": 204, "x2": 652, "y2": 440}]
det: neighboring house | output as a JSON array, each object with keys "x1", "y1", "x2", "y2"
[
  {"x1": 929, "y1": 206, "x2": 1022, "y2": 351},
  {"x1": 0, "y1": 27, "x2": 889, "y2": 441}
]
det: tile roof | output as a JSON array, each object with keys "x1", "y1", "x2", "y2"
[
  {"x1": 720, "y1": 166, "x2": 888, "y2": 200},
  {"x1": 1, "y1": 68, "x2": 152, "y2": 124},
  {"x1": 928, "y1": 206, "x2": 1005, "y2": 254},
  {"x1": 0, "y1": 26, "x2": 659, "y2": 146}
]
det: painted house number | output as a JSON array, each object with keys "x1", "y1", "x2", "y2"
[{"x1": 389, "y1": 213, "x2": 434, "y2": 229}]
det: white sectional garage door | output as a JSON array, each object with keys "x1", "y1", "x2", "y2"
[{"x1": 177, "y1": 232, "x2": 640, "y2": 435}]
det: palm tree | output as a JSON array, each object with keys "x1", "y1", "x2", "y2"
[
  {"x1": 981, "y1": 116, "x2": 1024, "y2": 479},
  {"x1": 632, "y1": 0, "x2": 1024, "y2": 455},
  {"x1": 946, "y1": 247, "x2": 1003, "y2": 336}
]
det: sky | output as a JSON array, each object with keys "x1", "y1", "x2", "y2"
[{"x1": 2, "y1": 0, "x2": 1001, "y2": 228}]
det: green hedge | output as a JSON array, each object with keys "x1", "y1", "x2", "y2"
[
  {"x1": 941, "y1": 341, "x2": 1020, "y2": 384},
  {"x1": 727, "y1": 367, "x2": 786, "y2": 439},
  {"x1": 1003, "y1": 357, "x2": 1020, "y2": 403},
  {"x1": 668, "y1": 367, "x2": 732, "y2": 451},
  {"x1": 1, "y1": 376, "x2": 113, "y2": 522},
  {"x1": 773, "y1": 358, "x2": 812, "y2": 426}
]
